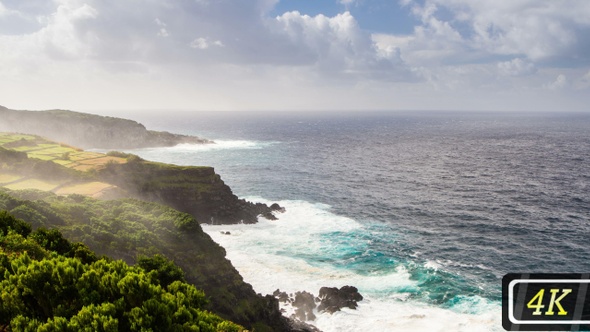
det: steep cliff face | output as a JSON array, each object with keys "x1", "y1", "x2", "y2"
[
  {"x1": 97, "y1": 158, "x2": 280, "y2": 224},
  {"x1": 0, "y1": 106, "x2": 211, "y2": 149}
]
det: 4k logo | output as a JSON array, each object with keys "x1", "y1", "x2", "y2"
[
  {"x1": 503, "y1": 274, "x2": 590, "y2": 331},
  {"x1": 527, "y1": 288, "x2": 572, "y2": 316}
]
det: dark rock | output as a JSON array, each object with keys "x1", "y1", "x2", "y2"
[
  {"x1": 220, "y1": 231, "x2": 231, "y2": 235},
  {"x1": 317, "y1": 286, "x2": 363, "y2": 314},
  {"x1": 97, "y1": 161, "x2": 280, "y2": 225},
  {"x1": 270, "y1": 203, "x2": 286, "y2": 213},
  {"x1": 291, "y1": 291, "x2": 317, "y2": 321},
  {"x1": 262, "y1": 211, "x2": 278, "y2": 220},
  {"x1": 273, "y1": 289, "x2": 290, "y2": 303},
  {"x1": 288, "y1": 318, "x2": 322, "y2": 332}
]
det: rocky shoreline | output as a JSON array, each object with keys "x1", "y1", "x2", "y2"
[{"x1": 273, "y1": 286, "x2": 364, "y2": 326}]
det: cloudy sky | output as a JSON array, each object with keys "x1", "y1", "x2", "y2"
[{"x1": 1, "y1": 0, "x2": 589, "y2": 112}]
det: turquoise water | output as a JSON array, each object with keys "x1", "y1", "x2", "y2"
[{"x1": 108, "y1": 110, "x2": 590, "y2": 331}]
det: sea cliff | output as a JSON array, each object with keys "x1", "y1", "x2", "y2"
[
  {"x1": 0, "y1": 107, "x2": 316, "y2": 331},
  {"x1": 97, "y1": 157, "x2": 282, "y2": 224},
  {"x1": 0, "y1": 132, "x2": 313, "y2": 331}
]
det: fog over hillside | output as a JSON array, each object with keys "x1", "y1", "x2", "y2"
[{"x1": 0, "y1": 106, "x2": 211, "y2": 149}]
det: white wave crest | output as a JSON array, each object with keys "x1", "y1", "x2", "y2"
[
  {"x1": 202, "y1": 198, "x2": 501, "y2": 332},
  {"x1": 168, "y1": 140, "x2": 273, "y2": 152}
]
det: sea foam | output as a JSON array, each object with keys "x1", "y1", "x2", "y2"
[
  {"x1": 202, "y1": 198, "x2": 501, "y2": 332},
  {"x1": 168, "y1": 140, "x2": 271, "y2": 152}
]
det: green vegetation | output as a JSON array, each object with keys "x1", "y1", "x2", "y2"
[
  {"x1": 100, "y1": 159, "x2": 216, "y2": 191},
  {"x1": 0, "y1": 145, "x2": 87, "y2": 181},
  {"x1": 0, "y1": 139, "x2": 125, "y2": 199},
  {"x1": 0, "y1": 189, "x2": 285, "y2": 331},
  {"x1": 0, "y1": 133, "x2": 126, "y2": 171},
  {"x1": 0, "y1": 132, "x2": 287, "y2": 329},
  {"x1": 0, "y1": 210, "x2": 243, "y2": 331},
  {"x1": 1, "y1": 132, "x2": 275, "y2": 225}
]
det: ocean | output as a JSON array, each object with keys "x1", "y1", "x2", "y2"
[{"x1": 109, "y1": 110, "x2": 590, "y2": 331}]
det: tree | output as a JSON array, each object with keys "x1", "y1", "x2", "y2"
[
  {"x1": 0, "y1": 210, "x2": 32, "y2": 237},
  {"x1": 137, "y1": 254, "x2": 185, "y2": 288}
]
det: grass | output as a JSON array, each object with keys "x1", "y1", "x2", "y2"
[
  {"x1": 29, "y1": 146, "x2": 74, "y2": 155},
  {"x1": 69, "y1": 152, "x2": 105, "y2": 161},
  {"x1": 77, "y1": 156, "x2": 124, "y2": 165},
  {"x1": 53, "y1": 160, "x2": 74, "y2": 166},
  {"x1": 0, "y1": 133, "x2": 36, "y2": 141},
  {"x1": 0, "y1": 133, "x2": 127, "y2": 197},
  {"x1": 26, "y1": 154, "x2": 56, "y2": 161},
  {"x1": 12, "y1": 146, "x2": 42, "y2": 152},
  {"x1": 0, "y1": 174, "x2": 24, "y2": 184},
  {"x1": 54, "y1": 182, "x2": 115, "y2": 197},
  {"x1": 0, "y1": 133, "x2": 126, "y2": 171},
  {"x1": 71, "y1": 164, "x2": 100, "y2": 172},
  {"x1": 4, "y1": 179, "x2": 63, "y2": 191}
]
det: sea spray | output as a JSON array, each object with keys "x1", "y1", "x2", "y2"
[{"x1": 202, "y1": 199, "x2": 502, "y2": 332}]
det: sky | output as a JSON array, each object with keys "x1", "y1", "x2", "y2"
[{"x1": 1, "y1": 0, "x2": 589, "y2": 112}]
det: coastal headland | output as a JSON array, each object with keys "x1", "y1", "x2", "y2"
[{"x1": 0, "y1": 106, "x2": 316, "y2": 331}]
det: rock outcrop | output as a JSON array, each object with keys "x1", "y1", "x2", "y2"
[
  {"x1": 273, "y1": 286, "x2": 363, "y2": 324},
  {"x1": 97, "y1": 158, "x2": 284, "y2": 224},
  {"x1": 317, "y1": 286, "x2": 364, "y2": 313},
  {"x1": 292, "y1": 291, "x2": 317, "y2": 321}
]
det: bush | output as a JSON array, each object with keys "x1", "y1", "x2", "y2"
[
  {"x1": 137, "y1": 254, "x2": 185, "y2": 288},
  {"x1": 0, "y1": 210, "x2": 32, "y2": 237},
  {"x1": 0, "y1": 211, "x2": 244, "y2": 331}
]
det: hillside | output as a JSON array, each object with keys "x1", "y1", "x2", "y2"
[
  {"x1": 0, "y1": 133, "x2": 282, "y2": 224},
  {"x1": 0, "y1": 106, "x2": 211, "y2": 149},
  {"x1": 0, "y1": 118, "x2": 317, "y2": 330},
  {"x1": 0, "y1": 208, "x2": 245, "y2": 331},
  {"x1": 0, "y1": 189, "x2": 296, "y2": 331}
]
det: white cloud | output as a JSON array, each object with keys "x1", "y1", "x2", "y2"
[
  {"x1": 371, "y1": 0, "x2": 590, "y2": 105},
  {"x1": 190, "y1": 38, "x2": 208, "y2": 49},
  {"x1": 546, "y1": 74, "x2": 568, "y2": 90},
  {"x1": 155, "y1": 18, "x2": 169, "y2": 37},
  {"x1": 0, "y1": 1, "x2": 410, "y2": 79},
  {"x1": 574, "y1": 70, "x2": 590, "y2": 90},
  {"x1": 189, "y1": 37, "x2": 223, "y2": 50},
  {"x1": 339, "y1": 0, "x2": 357, "y2": 7},
  {"x1": 271, "y1": 11, "x2": 413, "y2": 81},
  {"x1": 0, "y1": 0, "x2": 588, "y2": 112},
  {"x1": 0, "y1": 2, "x2": 7, "y2": 16},
  {"x1": 581, "y1": 70, "x2": 590, "y2": 84},
  {"x1": 380, "y1": 0, "x2": 590, "y2": 67},
  {"x1": 24, "y1": 1, "x2": 99, "y2": 60},
  {"x1": 429, "y1": 0, "x2": 590, "y2": 62},
  {"x1": 497, "y1": 58, "x2": 537, "y2": 76}
]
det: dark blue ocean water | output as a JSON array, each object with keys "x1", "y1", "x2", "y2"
[{"x1": 111, "y1": 110, "x2": 590, "y2": 331}]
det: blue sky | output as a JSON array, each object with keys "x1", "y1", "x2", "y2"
[
  {"x1": 0, "y1": 0, "x2": 589, "y2": 112},
  {"x1": 271, "y1": 0, "x2": 418, "y2": 34}
]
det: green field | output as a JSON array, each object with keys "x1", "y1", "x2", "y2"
[
  {"x1": 0, "y1": 132, "x2": 127, "y2": 197},
  {"x1": 0, "y1": 174, "x2": 23, "y2": 184},
  {"x1": 54, "y1": 181, "x2": 116, "y2": 197},
  {"x1": 4, "y1": 178, "x2": 62, "y2": 191},
  {"x1": 0, "y1": 132, "x2": 125, "y2": 171}
]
